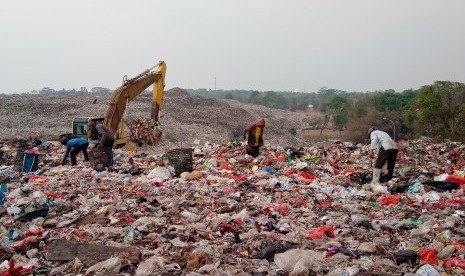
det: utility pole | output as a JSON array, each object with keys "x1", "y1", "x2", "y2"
[{"x1": 214, "y1": 77, "x2": 216, "y2": 90}]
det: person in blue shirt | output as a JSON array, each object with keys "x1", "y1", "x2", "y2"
[{"x1": 60, "y1": 136, "x2": 89, "y2": 166}]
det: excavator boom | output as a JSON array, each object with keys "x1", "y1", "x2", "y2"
[{"x1": 104, "y1": 61, "x2": 166, "y2": 134}]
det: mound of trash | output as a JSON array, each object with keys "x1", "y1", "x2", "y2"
[{"x1": 0, "y1": 88, "x2": 315, "y2": 151}]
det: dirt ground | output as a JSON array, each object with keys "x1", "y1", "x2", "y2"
[{"x1": 0, "y1": 88, "x2": 338, "y2": 153}]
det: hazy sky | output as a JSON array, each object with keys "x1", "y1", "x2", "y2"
[{"x1": 1, "y1": 0, "x2": 464, "y2": 94}]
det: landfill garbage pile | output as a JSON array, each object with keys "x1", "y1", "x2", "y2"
[
  {"x1": 1, "y1": 138, "x2": 465, "y2": 275},
  {"x1": 0, "y1": 88, "x2": 316, "y2": 152}
]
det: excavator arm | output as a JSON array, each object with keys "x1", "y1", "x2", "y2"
[{"x1": 104, "y1": 61, "x2": 166, "y2": 135}]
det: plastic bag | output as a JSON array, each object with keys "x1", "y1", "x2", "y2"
[
  {"x1": 422, "y1": 181, "x2": 459, "y2": 192},
  {"x1": 416, "y1": 264, "x2": 440, "y2": 276},
  {"x1": 393, "y1": 250, "x2": 418, "y2": 266},
  {"x1": 354, "y1": 220, "x2": 374, "y2": 230},
  {"x1": 135, "y1": 255, "x2": 166, "y2": 276},
  {"x1": 85, "y1": 257, "x2": 121, "y2": 275},
  {"x1": 445, "y1": 174, "x2": 465, "y2": 185},
  {"x1": 0, "y1": 183, "x2": 6, "y2": 206},
  {"x1": 407, "y1": 182, "x2": 422, "y2": 193},
  {"x1": 0, "y1": 259, "x2": 32, "y2": 276},
  {"x1": 147, "y1": 167, "x2": 171, "y2": 181},
  {"x1": 443, "y1": 257, "x2": 465, "y2": 269},
  {"x1": 262, "y1": 166, "x2": 276, "y2": 174},
  {"x1": 251, "y1": 241, "x2": 290, "y2": 260},
  {"x1": 298, "y1": 171, "x2": 316, "y2": 180},
  {"x1": 274, "y1": 249, "x2": 322, "y2": 274},
  {"x1": 418, "y1": 249, "x2": 438, "y2": 265},
  {"x1": 379, "y1": 195, "x2": 400, "y2": 206},
  {"x1": 305, "y1": 226, "x2": 335, "y2": 239}
]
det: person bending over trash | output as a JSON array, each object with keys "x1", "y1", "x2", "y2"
[
  {"x1": 243, "y1": 118, "x2": 266, "y2": 157},
  {"x1": 60, "y1": 136, "x2": 89, "y2": 166},
  {"x1": 87, "y1": 121, "x2": 115, "y2": 148},
  {"x1": 367, "y1": 127, "x2": 398, "y2": 184}
]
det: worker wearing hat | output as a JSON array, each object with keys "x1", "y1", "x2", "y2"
[{"x1": 368, "y1": 127, "x2": 398, "y2": 184}]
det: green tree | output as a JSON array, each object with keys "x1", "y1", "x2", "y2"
[
  {"x1": 328, "y1": 95, "x2": 349, "y2": 130},
  {"x1": 224, "y1": 92, "x2": 234, "y2": 99},
  {"x1": 404, "y1": 81, "x2": 465, "y2": 141},
  {"x1": 262, "y1": 91, "x2": 288, "y2": 109},
  {"x1": 248, "y1": 91, "x2": 262, "y2": 104}
]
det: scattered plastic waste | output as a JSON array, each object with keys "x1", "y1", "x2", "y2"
[{"x1": 0, "y1": 138, "x2": 464, "y2": 274}]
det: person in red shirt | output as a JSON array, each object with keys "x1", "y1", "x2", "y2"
[{"x1": 243, "y1": 118, "x2": 266, "y2": 157}]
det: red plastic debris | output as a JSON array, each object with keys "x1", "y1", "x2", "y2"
[
  {"x1": 291, "y1": 197, "x2": 309, "y2": 208},
  {"x1": 0, "y1": 259, "x2": 32, "y2": 276},
  {"x1": 223, "y1": 186, "x2": 236, "y2": 195},
  {"x1": 298, "y1": 171, "x2": 316, "y2": 180},
  {"x1": 451, "y1": 239, "x2": 465, "y2": 251},
  {"x1": 72, "y1": 230, "x2": 88, "y2": 238},
  {"x1": 418, "y1": 249, "x2": 438, "y2": 265},
  {"x1": 230, "y1": 174, "x2": 248, "y2": 183},
  {"x1": 11, "y1": 236, "x2": 37, "y2": 249},
  {"x1": 443, "y1": 257, "x2": 465, "y2": 269},
  {"x1": 275, "y1": 203, "x2": 289, "y2": 216},
  {"x1": 24, "y1": 228, "x2": 43, "y2": 237},
  {"x1": 151, "y1": 182, "x2": 164, "y2": 187},
  {"x1": 284, "y1": 170, "x2": 294, "y2": 176},
  {"x1": 119, "y1": 215, "x2": 136, "y2": 223},
  {"x1": 44, "y1": 191, "x2": 62, "y2": 198},
  {"x1": 306, "y1": 226, "x2": 335, "y2": 239},
  {"x1": 449, "y1": 148, "x2": 462, "y2": 158},
  {"x1": 261, "y1": 203, "x2": 289, "y2": 216},
  {"x1": 319, "y1": 201, "x2": 333, "y2": 208},
  {"x1": 262, "y1": 160, "x2": 272, "y2": 166},
  {"x1": 441, "y1": 199, "x2": 465, "y2": 208},
  {"x1": 445, "y1": 175, "x2": 465, "y2": 185},
  {"x1": 379, "y1": 195, "x2": 401, "y2": 206},
  {"x1": 218, "y1": 222, "x2": 238, "y2": 232},
  {"x1": 219, "y1": 163, "x2": 232, "y2": 170}
]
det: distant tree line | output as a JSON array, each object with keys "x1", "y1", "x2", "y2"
[
  {"x1": 187, "y1": 81, "x2": 465, "y2": 143},
  {"x1": 26, "y1": 87, "x2": 111, "y2": 95}
]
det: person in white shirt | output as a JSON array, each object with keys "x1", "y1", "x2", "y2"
[{"x1": 367, "y1": 127, "x2": 398, "y2": 184}]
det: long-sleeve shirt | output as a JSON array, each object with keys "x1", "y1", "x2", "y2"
[
  {"x1": 244, "y1": 119, "x2": 265, "y2": 147},
  {"x1": 95, "y1": 124, "x2": 115, "y2": 145},
  {"x1": 369, "y1": 130, "x2": 397, "y2": 150},
  {"x1": 63, "y1": 138, "x2": 88, "y2": 161}
]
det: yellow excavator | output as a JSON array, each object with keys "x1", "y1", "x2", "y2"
[{"x1": 70, "y1": 61, "x2": 167, "y2": 148}]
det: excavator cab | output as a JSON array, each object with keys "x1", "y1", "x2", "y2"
[{"x1": 72, "y1": 117, "x2": 104, "y2": 140}]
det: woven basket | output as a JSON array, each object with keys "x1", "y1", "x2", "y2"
[
  {"x1": 162, "y1": 148, "x2": 193, "y2": 176},
  {"x1": 89, "y1": 147, "x2": 113, "y2": 171}
]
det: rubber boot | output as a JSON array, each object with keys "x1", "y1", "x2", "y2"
[{"x1": 371, "y1": 168, "x2": 381, "y2": 185}]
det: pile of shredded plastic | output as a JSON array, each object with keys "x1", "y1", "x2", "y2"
[{"x1": 1, "y1": 138, "x2": 465, "y2": 275}]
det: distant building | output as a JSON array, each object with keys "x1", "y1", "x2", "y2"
[
  {"x1": 91, "y1": 87, "x2": 111, "y2": 93},
  {"x1": 30, "y1": 90, "x2": 39, "y2": 95},
  {"x1": 39, "y1": 87, "x2": 55, "y2": 94}
]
